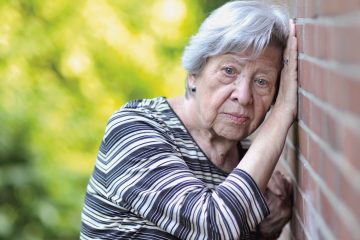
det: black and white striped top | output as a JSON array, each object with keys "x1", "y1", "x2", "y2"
[{"x1": 81, "y1": 97, "x2": 269, "y2": 240}]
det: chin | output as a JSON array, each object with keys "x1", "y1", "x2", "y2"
[
  {"x1": 217, "y1": 129, "x2": 250, "y2": 141},
  {"x1": 213, "y1": 119, "x2": 257, "y2": 141}
]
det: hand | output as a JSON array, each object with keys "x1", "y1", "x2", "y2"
[
  {"x1": 257, "y1": 171, "x2": 293, "y2": 239},
  {"x1": 273, "y1": 19, "x2": 298, "y2": 123}
]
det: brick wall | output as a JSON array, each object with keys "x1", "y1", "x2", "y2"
[{"x1": 276, "y1": 0, "x2": 360, "y2": 239}]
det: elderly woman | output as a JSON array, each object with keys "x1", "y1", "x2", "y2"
[{"x1": 81, "y1": 1, "x2": 297, "y2": 239}]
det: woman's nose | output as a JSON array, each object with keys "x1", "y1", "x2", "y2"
[{"x1": 230, "y1": 77, "x2": 253, "y2": 105}]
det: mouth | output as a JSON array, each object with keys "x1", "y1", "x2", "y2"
[{"x1": 223, "y1": 113, "x2": 250, "y2": 125}]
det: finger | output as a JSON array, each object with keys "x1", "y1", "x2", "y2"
[
  {"x1": 278, "y1": 175, "x2": 291, "y2": 197},
  {"x1": 290, "y1": 20, "x2": 298, "y2": 61},
  {"x1": 277, "y1": 174, "x2": 293, "y2": 199},
  {"x1": 271, "y1": 171, "x2": 292, "y2": 198},
  {"x1": 267, "y1": 172, "x2": 283, "y2": 196},
  {"x1": 289, "y1": 35, "x2": 298, "y2": 62},
  {"x1": 283, "y1": 19, "x2": 297, "y2": 62},
  {"x1": 273, "y1": 171, "x2": 286, "y2": 191},
  {"x1": 283, "y1": 19, "x2": 295, "y2": 57},
  {"x1": 289, "y1": 19, "x2": 296, "y2": 38}
]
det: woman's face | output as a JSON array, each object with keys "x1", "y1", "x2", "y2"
[{"x1": 189, "y1": 46, "x2": 282, "y2": 140}]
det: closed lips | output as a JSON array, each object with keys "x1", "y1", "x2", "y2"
[{"x1": 224, "y1": 113, "x2": 250, "y2": 124}]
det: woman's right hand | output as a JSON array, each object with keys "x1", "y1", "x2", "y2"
[
  {"x1": 257, "y1": 171, "x2": 293, "y2": 239},
  {"x1": 273, "y1": 19, "x2": 298, "y2": 125}
]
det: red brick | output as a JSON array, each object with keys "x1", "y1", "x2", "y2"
[
  {"x1": 299, "y1": 162, "x2": 307, "y2": 191},
  {"x1": 302, "y1": 168, "x2": 321, "y2": 218},
  {"x1": 314, "y1": 24, "x2": 335, "y2": 60},
  {"x1": 330, "y1": 71, "x2": 360, "y2": 116},
  {"x1": 302, "y1": 166, "x2": 320, "y2": 211},
  {"x1": 299, "y1": 94, "x2": 310, "y2": 125},
  {"x1": 319, "y1": 190, "x2": 336, "y2": 230},
  {"x1": 298, "y1": 59, "x2": 311, "y2": 90},
  {"x1": 348, "y1": 79, "x2": 360, "y2": 115},
  {"x1": 305, "y1": 23, "x2": 360, "y2": 64},
  {"x1": 320, "y1": 111, "x2": 345, "y2": 153},
  {"x1": 286, "y1": 143, "x2": 297, "y2": 175},
  {"x1": 333, "y1": 214, "x2": 359, "y2": 240},
  {"x1": 323, "y1": 69, "x2": 351, "y2": 114},
  {"x1": 301, "y1": 94, "x2": 354, "y2": 154},
  {"x1": 308, "y1": 97, "x2": 322, "y2": 137},
  {"x1": 294, "y1": 187, "x2": 305, "y2": 220},
  {"x1": 297, "y1": 0, "x2": 306, "y2": 18},
  {"x1": 338, "y1": 170, "x2": 360, "y2": 219},
  {"x1": 297, "y1": 159, "x2": 304, "y2": 190},
  {"x1": 302, "y1": 199, "x2": 324, "y2": 239},
  {"x1": 298, "y1": 125, "x2": 309, "y2": 159},
  {"x1": 303, "y1": 23, "x2": 317, "y2": 56},
  {"x1": 303, "y1": 23, "x2": 360, "y2": 65},
  {"x1": 309, "y1": 64, "x2": 325, "y2": 98},
  {"x1": 295, "y1": 23, "x2": 304, "y2": 53},
  {"x1": 298, "y1": 62, "x2": 325, "y2": 99},
  {"x1": 307, "y1": 137, "x2": 322, "y2": 174},
  {"x1": 291, "y1": 211, "x2": 305, "y2": 240},
  {"x1": 332, "y1": 24, "x2": 360, "y2": 65},
  {"x1": 322, "y1": 156, "x2": 340, "y2": 193},
  {"x1": 306, "y1": 0, "x2": 318, "y2": 17},
  {"x1": 342, "y1": 127, "x2": 360, "y2": 171},
  {"x1": 304, "y1": 64, "x2": 360, "y2": 116},
  {"x1": 291, "y1": 0, "x2": 360, "y2": 238},
  {"x1": 318, "y1": 0, "x2": 360, "y2": 16},
  {"x1": 318, "y1": 229, "x2": 332, "y2": 240}
]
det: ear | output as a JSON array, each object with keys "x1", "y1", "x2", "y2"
[{"x1": 188, "y1": 74, "x2": 196, "y2": 87}]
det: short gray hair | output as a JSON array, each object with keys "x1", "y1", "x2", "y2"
[{"x1": 182, "y1": 0, "x2": 289, "y2": 77}]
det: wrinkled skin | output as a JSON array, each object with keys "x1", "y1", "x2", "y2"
[{"x1": 258, "y1": 171, "x2": 293, "y2": 239}]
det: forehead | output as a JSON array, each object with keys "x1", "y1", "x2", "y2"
[{"x1": 208, "y1": 46, "x2": 283, "y2": 70}]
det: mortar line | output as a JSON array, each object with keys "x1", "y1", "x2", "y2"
[
  {"x1": 299, "y1": 53, "x2": 360, "y2": 82},
  {"x1": 284, "y1": 131, "x2": 360, "y2": 237}
]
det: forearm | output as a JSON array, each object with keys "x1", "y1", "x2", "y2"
[{"x1": 237, "y1": 110, "x2": 293, "y2": 192}]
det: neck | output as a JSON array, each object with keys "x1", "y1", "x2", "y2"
[
  {"x1": 168, "y1": 96, "x2": 241, "y2": 173},
  {"x1": 197, "y1": 133, "x2": 240, "y2": 173}
]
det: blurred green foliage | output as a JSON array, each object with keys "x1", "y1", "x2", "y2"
[{"x1": 0, "y1": 0, "x2": 228, "y2": 239}]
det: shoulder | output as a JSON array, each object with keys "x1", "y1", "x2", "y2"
[
  {"x1": 121, "y1": 96, "x2": 168, "y2": 111},
  {"x1": 108, "y1": 96, "x2": 167, "y2": 123},
  {"x1": 104, "y1": 97, "x2": 173, "y2": 142}
]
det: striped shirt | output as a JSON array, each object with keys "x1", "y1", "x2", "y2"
[{"x1": 81, "y1": 97, "x2": 269, "y2": 240}]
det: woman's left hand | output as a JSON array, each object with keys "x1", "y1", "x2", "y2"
[
  {"x1": 257, "y1": 171, "x2": 293, "y2": 239},
  {"x1": 273, "y1": 19, "x2": 298, "y2": 125}
]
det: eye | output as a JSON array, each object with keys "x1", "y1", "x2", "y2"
[
  {"x1": 255, "y1": 78, "x2": 269, "y2": 87},
  {"x1": 223, "y1": 66, "x2": 237, "y2": 76}
]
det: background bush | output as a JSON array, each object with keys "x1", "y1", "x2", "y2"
[{"x1": 0, "y1": 0, "x2": 227, "y2": 239}]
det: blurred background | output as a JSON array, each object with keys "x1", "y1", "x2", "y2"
[{"x1": 0, "y1": 0, "x2": 231, "y2": 239}]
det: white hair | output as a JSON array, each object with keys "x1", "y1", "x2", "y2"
[{"x1": 182, "y1": 1, "x2": 289, "y2": 77}]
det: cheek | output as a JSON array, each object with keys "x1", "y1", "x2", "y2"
[
  {"x1": 199, "y1": 87, "x2": 233, "y2": 124},
  {"x1": 253, "y1": 95, "x2": 273, "y2": 120}
]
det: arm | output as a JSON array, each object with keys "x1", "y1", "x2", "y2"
[
  {"x1": 100, "y1": 109, "x2": 269, "y2": 240},
  {"x1": 237, "y1": 19, "x2": 298, "y2": 191}
]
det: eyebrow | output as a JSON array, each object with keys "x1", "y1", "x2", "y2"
[
  {"x1": 222, "y1": 54, "x2": 278, "y2": 74},
  {"x1": 218, "y1": 55, "x2": 246, "y2": 68},
  {"x1": 256, "y1": 68, "x2": 277, "y2": 74}
]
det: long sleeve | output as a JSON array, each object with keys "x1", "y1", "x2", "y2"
[{"x1": 81, "y1": 102, "x2": 269, "y2": 240}]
